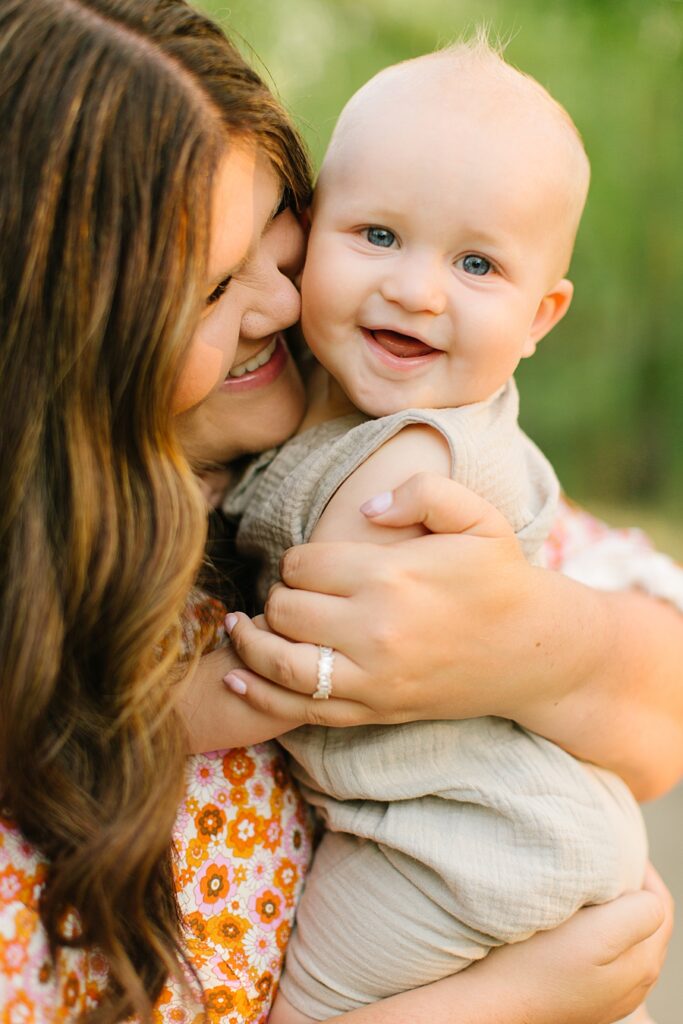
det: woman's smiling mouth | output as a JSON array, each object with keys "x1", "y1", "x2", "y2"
[{"x1": 222, "y1": 333, "x2": 288, "y2": 391}]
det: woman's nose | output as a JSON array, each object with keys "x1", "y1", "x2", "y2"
[
  {"x1": 379, "y1": 254, "x2": 447, "y2": 316},
  {"x1": 240, "y1": 210, "x2": 304, "y2": 339}
]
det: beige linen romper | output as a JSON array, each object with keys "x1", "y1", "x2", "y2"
[{"x1": 225, "y1": 380, "x2": 647, "y2": 1019}]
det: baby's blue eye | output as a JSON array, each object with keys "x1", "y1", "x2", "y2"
[
  {"x1": 366, "y1": 227, "x2": 395, "y2": 248},
  {"x1": 462, "y1": 254, "x2": 492, "y2": 276}
]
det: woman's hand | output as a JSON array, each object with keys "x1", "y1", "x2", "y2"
[
  {"x1": 448, "y1": 862, "x2": 673, "y2": 1024},
  {"x1": 225, "y1": 474, "x2": 539, "y2": 723},
  {"x1": 225, "y1": 473, "x2": 683, "y2": 797}
]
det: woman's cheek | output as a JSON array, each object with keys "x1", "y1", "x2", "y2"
[{"x1": 172, "y1": 338, "x2": 229, "y2": 414}]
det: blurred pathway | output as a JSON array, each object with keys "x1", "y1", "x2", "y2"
[{"x1": 643, "y1": 783, "x2": 683, "y2": 1022}]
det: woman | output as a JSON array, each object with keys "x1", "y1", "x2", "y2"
[{"x1": 0, "y1": 1, "x2": 675, "y2": 1022}]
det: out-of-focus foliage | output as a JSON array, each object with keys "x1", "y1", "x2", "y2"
[{"x1": 201, "y1": 0, "x2": 683, "y2": 519}]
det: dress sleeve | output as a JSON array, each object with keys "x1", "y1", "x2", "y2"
[{"x1": 543, "y1": 495, "x2": 683, "y2": 613}]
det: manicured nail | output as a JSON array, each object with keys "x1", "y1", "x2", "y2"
[
  {"x1": 224, "y1": 673, "x2": 247, "y2": 695},
  {"x1": 360, "y1": 491, "x2": 393, "y2": 517},
  {"x1": 225, "y1": 613, "x2": 238, "y2": 633}
]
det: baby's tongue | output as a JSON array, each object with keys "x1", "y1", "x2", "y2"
[{"x1": 371, "y1": 329, "x2": 433, "y2": 358}]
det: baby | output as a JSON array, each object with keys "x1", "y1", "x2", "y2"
[{"x1": 225, "y1": 39, "x2": 648, "y2": 1024}]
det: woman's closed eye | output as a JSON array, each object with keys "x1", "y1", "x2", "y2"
[
  {"x1": 274, "y1": 191, "x2": 290, "y2": 217},
  {"x1": 206, "y1": 275, "x2": 232, "y2": 306},
  {"x1": 363, "y1": 226, "x2": 397, "y2": 248},
  {"x1": 457, "y1": 254, "x2": 495, "y2": 277}
]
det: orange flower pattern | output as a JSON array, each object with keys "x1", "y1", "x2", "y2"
[{"x1": 0, "y1": 593, "x2": 313, "y2": 1022}]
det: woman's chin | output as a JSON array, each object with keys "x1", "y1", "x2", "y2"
[
  {"x1": 178, "y1": 353, "x2": 306, "y2": 466},
  {"x1": 241, "y1": 392, "x2": 306, "y2": 454}
]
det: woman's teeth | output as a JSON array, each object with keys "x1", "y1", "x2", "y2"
[{"x1": 228, "y1": 337, "x2": 277, "y2": 378}]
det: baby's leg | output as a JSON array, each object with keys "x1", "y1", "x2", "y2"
[
  {"x1": 269, "y1": 992, "x2": 316, "y2": 1024},
  {"x1": 278, "y1": 829, "x2": 495, "y2": 1018}
]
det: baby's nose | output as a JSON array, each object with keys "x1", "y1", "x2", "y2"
[{"x1": 380, "y1": 256, "x2": 447, "y2": 315}]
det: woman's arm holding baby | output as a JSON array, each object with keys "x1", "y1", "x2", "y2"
[
  {"x1": 226, "y1": 471, "x2": 683, "y2": 800},
  {"x1": 342, "y1": 869, "x2": 671, "y2": 1024},
  {"x1": 267, "y1": 865, "x2": 671, "y2": 1024}
]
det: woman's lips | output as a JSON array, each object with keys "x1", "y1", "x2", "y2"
[
  {"x1": 221, "y1": 334, "x2": 288, "y2": 392},
  {"x1": 361, "y1": 328, "x2": 441, "y2": 372}
]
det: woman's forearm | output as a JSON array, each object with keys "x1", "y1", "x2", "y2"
[{"x1": 506, "y1": 571, "x2": 683, "y2": 800}]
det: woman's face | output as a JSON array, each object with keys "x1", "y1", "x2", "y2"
[{"x1": 176, "y1": 144, "x2": 306, "y2": 465}]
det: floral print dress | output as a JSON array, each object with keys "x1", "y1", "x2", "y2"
[
  {"x1": 0, "y1": 597, "x2": 313, "y2": 1024},
  {"x1": 0, "y1": 499, "x2": 680, "y2": 1023}
]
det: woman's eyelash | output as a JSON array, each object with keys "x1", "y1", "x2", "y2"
[
  {"x1": 206, "y1": 276, "x2": 232, "y2": 306},
  {"x1": 274, "y1": 191, "x2": 291, "y2": 217}
]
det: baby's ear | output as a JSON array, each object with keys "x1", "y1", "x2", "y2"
[{"x1": 522, "y1": 279, "x2": 574, "y2": 357}]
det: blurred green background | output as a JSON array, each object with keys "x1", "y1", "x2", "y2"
[{"x1": 200, "y1": 0, "x2": 682, "y2": 555}]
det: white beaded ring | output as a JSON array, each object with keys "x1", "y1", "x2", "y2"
[{"x1": 313, "y1": 645, "x2": 335, "y2": 700}]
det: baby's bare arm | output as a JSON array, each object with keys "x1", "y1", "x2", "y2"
[{"x1": 310, "y1": 424, "x2": 451, "y2": 545}]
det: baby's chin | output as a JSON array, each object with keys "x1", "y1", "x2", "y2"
[{"x1": 346, "y1": 381, "x2": 441, "y2": 418}]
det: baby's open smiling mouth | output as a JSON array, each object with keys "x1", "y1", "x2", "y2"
[
  {"x1": 362, "y1": 329, "x2": 438, "y2": 362},
  {"x1": 367, "y1": 328, "x2": 435, "y2": 358},
  {"x1": 361, "y1": 327, "x2": 442, "y2": 373}
]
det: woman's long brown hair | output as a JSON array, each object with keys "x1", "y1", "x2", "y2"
[{"x1": 0, "y1": 1, "x2": 311, "y2": 1020}]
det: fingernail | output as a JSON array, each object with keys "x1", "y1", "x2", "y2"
[
  {"x1": 360, "y1": 491, "x2": 393, "y2": 517},
  {"x1": 224, "y1": 673, "x2": 247, "y2": 695},
  {"x1": 225, "y1": 613, "x2": 238, "y2": 633}
]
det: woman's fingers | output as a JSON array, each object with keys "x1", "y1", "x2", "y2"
[
  {"x1": 223, "y1": 667, "x2": 375, "y2": 728},
  {"x1": 587, "y1": 889, "x2": 668, "y2": 966},
  {"x1": 590, "y1": 864, "x2": 672, "y2": 971},
  {"x1": 362, "y1": 471, "x2": 514, "y2": 538},
  {"x1": 641, "y1": 861, "x2": 675, "y2": 957},
  {"x1": 263, "y1": 583, "x2": 356, "y2": 647},
  {"x1": 277, "y1": 474, "x2": 515, "y2": 596},
  {"x1": 279, "y1": 541, "x2": 386, "y2": 595},
  {"x1": 226, "y1": 611, "x2": 365, "y2": 701}
]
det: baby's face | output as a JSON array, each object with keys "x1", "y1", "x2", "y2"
[{"x1": 301, "y1": 92, "x2": 573, "y2": 416}]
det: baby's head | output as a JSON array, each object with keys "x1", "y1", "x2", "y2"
[{"x1": 301, "y1": 37, "x2": 590, "y2": 416}]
